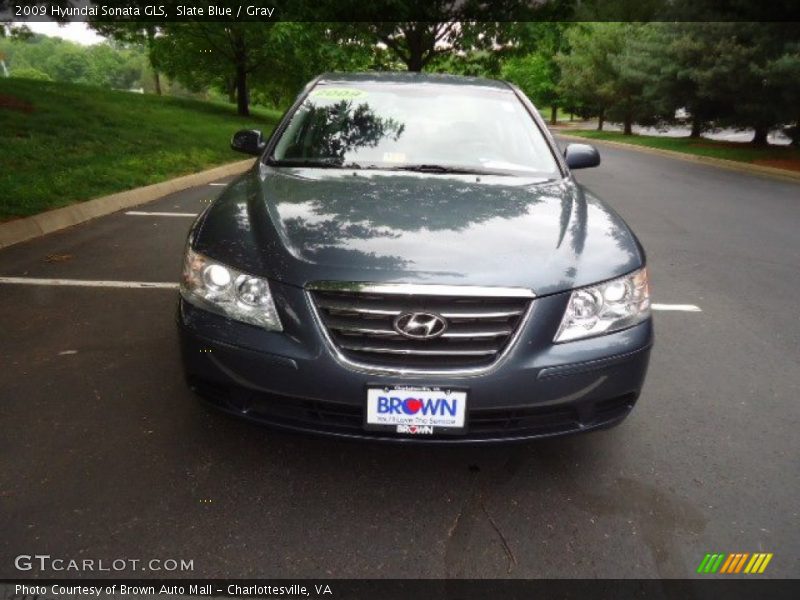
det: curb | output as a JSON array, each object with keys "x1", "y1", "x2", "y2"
[
  {"x1": 555, "y1": 132, "x2": 800, "y2": 184},
  {"x1": 0, "y1": 158, "x2": 255, "y2": 250}
]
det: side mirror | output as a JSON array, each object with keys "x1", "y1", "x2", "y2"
[
  {"x1": 231, "y1": 129, "x2": 266, "y2": 156},
  {"x1": 564, "y1": 143, "x2": 601, "y2": 170}
]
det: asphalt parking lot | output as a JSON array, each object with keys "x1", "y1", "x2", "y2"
[{"x1": 1, "y1": 142, "x2": 798, "y2": 579}]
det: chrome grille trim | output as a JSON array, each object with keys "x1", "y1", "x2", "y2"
[
  {"x1": 314, "y1": 296, "x2": 526, "y2": 319},
  {"x1": 440, "y1": 310, "x2": 524, "y2": 319},
  {"x1": 306, "y1": 282, "x2": 535, "y2": 376},
  {"x1": 337, "y1": 344, "x2": 499, "y2": 357},
  {"x1": 324, "y1": 314, "x2": 513, "y2": 339},
  {"x1": 308, "y1": 281, "x2": 536, "y2": 298}
]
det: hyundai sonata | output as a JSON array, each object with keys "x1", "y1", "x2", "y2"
[{"x1": 178, "y1": 72, "x2": 653, "y2": 442}]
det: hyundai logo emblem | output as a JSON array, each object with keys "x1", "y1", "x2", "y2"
[{"x1": 393, "y1": 312, "x2": 448, "y2": 339}]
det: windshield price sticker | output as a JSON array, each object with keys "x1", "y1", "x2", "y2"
[{"x1": 310, "y1": 88, "x2": 367, "y2": 100}]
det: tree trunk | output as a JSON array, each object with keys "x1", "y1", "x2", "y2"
[
  {"x1": 230, "y1": 30, "x2": 250, "y2": 117},
  {"x1": 550, "y1": 105, "x2": 558, "y2": 125},
  {"x1": 146, "y1": 26, "x2": 161, "y2": 96},
  {"x1": 597, "y1": 111, "x2": 605, "y2": 131},
  {"x1": 623, "y1": 113, "x2": 633, "y2": 135},
  {"x1": 235, "y1": 65, "x2": 249, "y2": 117},
  {"x1": 406, "y1": 48, "x2": 424, "y2": 72},
  {"x1": 690, "y1": 118, "x2": 702, "y2": 138},
  {"x1": 403, "y1": 25, "x2": 426, "y2": 72},
  {"x1": 227, "y1": 77, "x2": 236, "y2": 104},
  {"x1": 751, "y1": 125, "x2": 769, "y2": 145}
]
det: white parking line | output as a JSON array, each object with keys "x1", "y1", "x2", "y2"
[
  {"x1": 125, "y1": 211, "x2": 198, "y2": 217},
  {"x1": 652, "y1": 303, "x2": 702, "y2": 312},
  {"x1": 0, "y1": 277, "x2": 706, "y2": 312},
  {"x1": 208, "y1": 183, "x2": 227, "y2": 187},
  {"x1": 0, "y1": 277, "x2": 178, "y2": 289}
]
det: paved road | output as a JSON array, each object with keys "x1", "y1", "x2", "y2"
[{"x1": 1, "y1": 144, "x2": 798, "y2": 579}]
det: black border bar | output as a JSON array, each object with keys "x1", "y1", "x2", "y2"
[
  {"x1": 4, "y1": 0, "x2": 800, "y2": 23},
  {"x1": 3, "y1": 579, "x2": 800, "y2": 600}
]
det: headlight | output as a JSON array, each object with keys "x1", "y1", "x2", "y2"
[
  {"x1": 180, "y1": 248, "x2": 282, "y2": 331},
  {"x1": 555, "y1": 268, "x2": 650, "y2": 343}
]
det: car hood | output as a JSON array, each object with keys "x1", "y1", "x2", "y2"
[{"x1": 193, "y1": 165, "x2": 643, "y2": 296}]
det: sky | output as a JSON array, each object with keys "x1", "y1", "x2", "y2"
[{"x1": 14, "y1": 22, "x2": 105, "y2": 45}]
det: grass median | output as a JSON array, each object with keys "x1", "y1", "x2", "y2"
[
  {"x1": 0, "y1": 79, "x2": 282, "y2": 220},
  {"x1": 560, "y1": 129, "x2": 800, "y2": 173}
]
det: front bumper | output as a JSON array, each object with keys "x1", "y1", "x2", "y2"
[{"x1": 177, "y1": 282, "x2": 653, "y2": 443}]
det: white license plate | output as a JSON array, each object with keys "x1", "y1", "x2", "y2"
[{"x1": 365, "y1": 386, "x2": 467, "y2": 435}]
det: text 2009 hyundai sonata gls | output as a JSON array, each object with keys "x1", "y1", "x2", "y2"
[{"x1": 178, "y1": 72, "x2": 653, "y2": 443}]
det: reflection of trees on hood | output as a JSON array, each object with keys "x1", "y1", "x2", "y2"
[
  {"x1": 268, "y1": 174, "x2": 555, "y2": 274},
  {"x1": 281, "y1": 207, "x2": 413, "y2": 271},
  {"x1": 270, "y1": 174, "x2": 554, "y2": 236},
  {"x1": 569, "y1": 192, "x2": 588, "y2": 257},
  {"x1": 300, "y1": 100, "x2": 405, "y2": 163},
  {"x1": 283, "y1": 217, "x2": 401, "y2": 246},
  {"x1": 288, "y1": 243, "x2": 413, "y2": 272}
]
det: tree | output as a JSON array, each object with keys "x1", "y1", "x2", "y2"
[
  {"x1": 154, "y1": 20, "x2": 285, "y2": 116},
  {"x1": 374, "y1": 22, "x2": 459, "y2": 72},
  {"x1": 430, "y1": 48, "x2": 505, "y2": 79},
  {"x1": 338, "y1": 1, "x2": 534, "y2": 72},
  {"x1": 765, "y1": 47, "x2": 800, "y2": 146},
  {"x1": 85, "y1": 43, "x2": 142, "y2": 90},
  {"x1": 153, "y1": 20, "x2": 381, "y2": 114},
  {"x1": 89, "y1": 21, "x2": 163, "y2": 94},
  {"x1": 628, "y1": 22, "x2": 800, "y2": 145},
  {"x1": 44, "y1": 43, "x2": 90, "y2": 83},
  {"x1": 689, "y1": 23, "x2": 800, "y2": 145},
  {"x1": 501, "y1": 23, "x2": 572, "y2": 124},
  {"x1": 2, "y1": 32, "x2": 146, "y2": 89},
  {"x1": 556, "y1": 24, "x2": 618, "y2": 131},
  {"x1": 250, "y1": 23, "x2": 382, "y2": 110},
  {"x1": 502, "y1": 54, "x2": 558, "y2": 118},
  {"x1": 556, "y1": 23, "x2": 656, "y2": 134},
  {"x1": 621, "y1": 24, "x2": 730, "y2": 138}
]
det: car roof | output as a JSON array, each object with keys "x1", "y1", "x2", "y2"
[{"x1": 316, "y1": 71, "x2": 513, "y2": 91}]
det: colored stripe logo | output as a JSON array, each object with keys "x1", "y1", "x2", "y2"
[{"x1": 697, "y1": 553, "x2": 773, "y2": 574}]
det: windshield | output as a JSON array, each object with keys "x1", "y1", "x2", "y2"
[{"x1": 270, "y1": 82, "x2": 560, "y2": 177}]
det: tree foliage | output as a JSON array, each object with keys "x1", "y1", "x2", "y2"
[
  {"x1": 0, "y1": 33, "x2": 144, "y2": 90},
  {"x1": 336, "y1": 0, "x2": 536, "y2": 72},
  {"x1": 501, "y1": 23, "x2": 573, "y2": 123},
  {"x1": 89, "y1": 20, "x2": 164, "y2": 94},
  {"x1": 555, "y1": 23, "x2": 653, "y2": 132},
  {"x1": 5, "y1": 12, "x2": 800, "y2": 145},
  {"x1": 152, "y1": 20, "x2": 375, "y2": 116},
  {"x1": 552, "y1": 22, "x2": 800, "y2": 142}
]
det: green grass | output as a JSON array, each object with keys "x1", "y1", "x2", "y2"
[
  {"x1": 0, "y1": 79, "x2": 282, "y2": 219},
  {"x1": 563, "y1": 129, "x2": 800, "y2": 169}
]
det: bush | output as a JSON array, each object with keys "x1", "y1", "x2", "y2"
[{"x1": 9, "y1": 66, "x2": 52, "y2": 81}]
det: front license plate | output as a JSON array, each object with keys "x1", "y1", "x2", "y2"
[{"x1": 365, "y1": 386, "x2": 467, "y2": 435}]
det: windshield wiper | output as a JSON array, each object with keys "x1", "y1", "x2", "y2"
[
  {"x1": 268, "y1": 158, "x2": 348, "y2": 169},
  {"x1": 269, "y1": 160, "x2": 519, "y2": 177},
  {"x1": 389, "y1": 164, "x2": 509, "y2": 176}
]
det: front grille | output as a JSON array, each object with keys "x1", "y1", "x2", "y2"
[{"x1": 309, "y1": 288, "x2": 531, "y2": 370}]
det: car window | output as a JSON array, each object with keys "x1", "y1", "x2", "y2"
[{"x1": 271, "y1": 83, "x2": 560, "y2": 177}]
